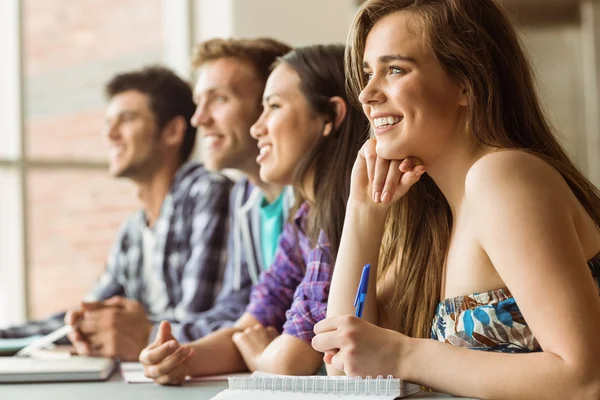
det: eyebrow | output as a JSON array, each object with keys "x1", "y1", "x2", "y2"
[
  {"x1": 363, "y1": 54, "x2": 418, "y2": 68},
  {"x1": 194, "y1": 86, "x2": 227, "y2": 102},
  {"x1": 263, "y1": 94, "x2": 281, "y2": 103}
]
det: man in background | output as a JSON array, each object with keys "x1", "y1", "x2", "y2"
[
  {"x1": 143, "y1": 38, "x2": 294, "y2": 352},
  {"x1": 0, "y1": 66, "x2": 232, "y2": 361}
]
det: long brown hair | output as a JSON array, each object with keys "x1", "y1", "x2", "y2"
[
  {"x1": 279, "y1": 45, "x2": 370, "y2": 257},
  {"x1": 347, "y1": 0, "x2": 600, "y2": 338}
]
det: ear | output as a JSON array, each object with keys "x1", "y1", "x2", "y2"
[
  {"x1": 162, "y1": 116, "x2": 186, "y2": 147},
  {"x1": 458, "y1": 86, "x2": 469, "y2": 107},
  {"x1": 322, "y1": 96, "x2": 348, "y2": 137}
]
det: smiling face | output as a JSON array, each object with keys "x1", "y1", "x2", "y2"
[
  {"x1": 103, "y1": 90, "x2": 162, "y2": 179},
  {"x1": 249, "y1": 64, "x2": 326, "y2": 186},
  {"x1": 359, "y1": 11, "x2": 468, "y2": 161},
  {"x1": 191, "y1": 57, "x2": 264, "y2": 173}
]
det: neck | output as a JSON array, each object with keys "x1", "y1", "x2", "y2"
[
  {"x1": 133, "y1": 159, "x2": 181, "y2": 227},
  {"x1": 423, "y1": 135, "x2": 489, "y2": 216},
  {"x1": 243, "y1": 162, "x2": 283, "y2": 204}
]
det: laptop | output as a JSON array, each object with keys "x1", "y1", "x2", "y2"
[{"x1": 0, "y1": 355, "x2": 116, "y2": 383}]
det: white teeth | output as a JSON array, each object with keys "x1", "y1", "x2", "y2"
[
  {"x1": 203, "y1": 136, "x2": 221, "y2": 145},
  {"x1": 109, "y1": 147, "x2": 123, "y2": 158},
  {"x1": 259, "y1": 145, "x2": 272, "y2": 156},
  {"x1": 373, "y1": 116, "x2": 402, "y2": 128}
]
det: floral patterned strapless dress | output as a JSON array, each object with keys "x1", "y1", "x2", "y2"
[{"x1": 431, "y1": 253, "x2": 600, "y2": 353}]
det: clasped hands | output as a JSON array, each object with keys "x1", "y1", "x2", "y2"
[
  {"x1": 64, "y1": 295, "x2": 153, "y2": 361},
  {"x1": 138, "y1": 321, "x2": 278, "y2": 385}
]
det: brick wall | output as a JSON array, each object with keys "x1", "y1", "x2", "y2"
[
  {"x1": 27, "y1": 171, "x2": 137, "y2": 317},
  {"x1": 24, "y1": 0, "x2": 163, "y2": 318}
]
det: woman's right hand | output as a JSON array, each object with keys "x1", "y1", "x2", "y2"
[
  {"x1": 351, "y1": 138, "x2": 426, "y2": 207},
  {"x1": 139, "y1": 321, "x2": 194, "y2": 385}
]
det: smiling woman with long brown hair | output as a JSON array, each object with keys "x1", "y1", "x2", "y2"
[
  {"x1": 312, "y1": 0, "x2": 600, "y2": 398},
  {"x1": 138, "y1": 44, "x2": 370, "y2": 383}
]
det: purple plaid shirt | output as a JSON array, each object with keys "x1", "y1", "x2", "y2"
[{"x1": 246, "y1": 202, "x2": 333, "y2": 343}]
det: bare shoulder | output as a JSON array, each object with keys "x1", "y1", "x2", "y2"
[{"x1": 465, "y1": 149, "x2": 570, "y2": 204}]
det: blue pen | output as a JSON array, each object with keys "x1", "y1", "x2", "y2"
[{"x1": 353, "y1": 264, "x2": 371, "y2": 318}]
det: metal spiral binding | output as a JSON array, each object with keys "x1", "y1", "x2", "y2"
[{"x1": 228, "y1": 374, "x2": 399, "y2": 395}]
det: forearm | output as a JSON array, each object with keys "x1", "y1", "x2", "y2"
[
  {"x1": 184, "y1": 327, "x2": 248, "y2": 377},
  {"x1": 160, "y1": 295, "x2": 248, "y2": 342},
  {"x1": 259, "y1": 334, "x2": 323, "y2": 376},
  {"x1": 327, "y1": 200, "x2": 387, "y2": 323},
  {"x1": 405, "y1": 338, "x2": 600, "y2": 400}
]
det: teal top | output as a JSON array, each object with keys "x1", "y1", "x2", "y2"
[{"x1": 259, "y1": 192, "x2": 286, "y2": 270}]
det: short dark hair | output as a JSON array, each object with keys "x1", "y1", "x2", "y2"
[{"x1": 105, "y1": 66, "x2": 197, "y2": 163}]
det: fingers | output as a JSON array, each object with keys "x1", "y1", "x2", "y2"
[
  {"x1": 323, "y1": 350, "x2": 337, "y2": 365},
  {"x1": 399, "y1": 157, "x2": 422, "y2": 172},
  {"x1": 311, "y1": 330, "x2": 340, "y2": 354},
  {"x1": 143, "y1": 346, "x2": 193, "y2": 380},
  {"x1": 102, "y1": 296, "x2": 125, "y2": 308},
  {"x1": 330, "y1": 350, "x2": 346, "y2": 374},
  {"x1": 380, "y1": 160, "x2": 402, "y2": 203},
  {"x1": 153, "y1": 363, "x2": 188, "y2": 386},
  {"x1": 360, "y1": 139, "x2": 378, "y2": 185},
  {"x1": 139, "y1": 340, "x2": 179, "y2": 366},
  {"x1": 83, "y1": 331, "x2": 117, "y2": 358},
  {"x1": 155, "y1": 321, "x2": 172, "y2": 344},
  {"x1": 77, "y1": 310, "x2": 109, "y2": 335},
  {"x1": 265, "y1": 326, "x2": 278, "y2": 338},
  {"x1": 64, "y1": 309, "x2": 83, "y2": 326},
  {"x1": 358, "y1": 138, "x2": 426, "y2": 205},
  {"x1": 371, "y1": 156, "x2": 391, "y2": 203},
  {"x1": 231, "y1": 324, "x2": 270, "y2": 347},
  {"x1": 313, "y1": 316, "x2": 345, "y2": 335},
  {"x1": 231, "y1": 332, "x2": 243, "y2": 343},
  {"x1": 80, "y1": 300, "x2": 107, "y2": 311},
  {"x1": 67, "y1": 330, "x2": 91, "y2": 356},
  {"x1": 397, "y1": 164, "x2": 426, "y2": 197}
]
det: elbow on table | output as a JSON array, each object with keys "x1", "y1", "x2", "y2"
[{"x1": 259, "y1": 345, "x2": 321, "y2": 376}]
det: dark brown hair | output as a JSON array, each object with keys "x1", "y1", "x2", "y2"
[
  {"x1": 191, "y1": 37, "x2": 291, "y2": 84},
  {"x1": 347, "y1": 0, "x2": 600, "y2": 338},
  {"x1": 105, "y1": 66, "x2": 197, "y2": 163},
  {"x1": 279, "y1": 44, "x2": 370, "y2": 257}
]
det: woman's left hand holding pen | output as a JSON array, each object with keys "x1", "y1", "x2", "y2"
[{"x1": 312, "y1": 316, "x2": 409, "y2": 378}]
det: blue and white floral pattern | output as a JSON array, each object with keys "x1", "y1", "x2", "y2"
[{"x1": 431, "y1": 253, "x2": 600, "y2": 353}]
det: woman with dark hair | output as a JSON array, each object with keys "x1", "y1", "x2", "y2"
[
  {"x1": 139, "y1": 44, "x2": 369, "y2": 383},
  {"x1": 312, "y1": 0, "x2": 600, "y2": 398}
]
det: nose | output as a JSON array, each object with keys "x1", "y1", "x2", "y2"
[
  {"x1": 250, "y1": 114, "x2": 267, "y2": 140},
  {"x1": 103, "y1": 120, "x2": 119, "y2": 142},
  {"x1": 190, "y1": 102, "x2": 212, "y2": 128},
  {"x1": 358, "y1": 77, "x2": 385, "y2": 106}
]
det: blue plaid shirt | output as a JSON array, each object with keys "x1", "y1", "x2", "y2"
[{"x1": 0, "y1": 162, "x2": 233, "y2": 343}]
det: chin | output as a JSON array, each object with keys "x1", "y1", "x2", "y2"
[
  {"x1": 259, "y1": 168, "x2": 285, "y2": 186},
  {"x1": 203, "y1": 160, "x2": 219, "y2": 172},
  {"x1": 109, "y1": 165, "x2": 123, "y2": 177},
  {"x1": 375, "y1": 142, "x2": 409, "y2": 161}
]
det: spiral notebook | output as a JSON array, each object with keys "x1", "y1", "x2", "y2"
[{"x1": 211, "y1": 372, "x2": 421, "y2": 399}]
